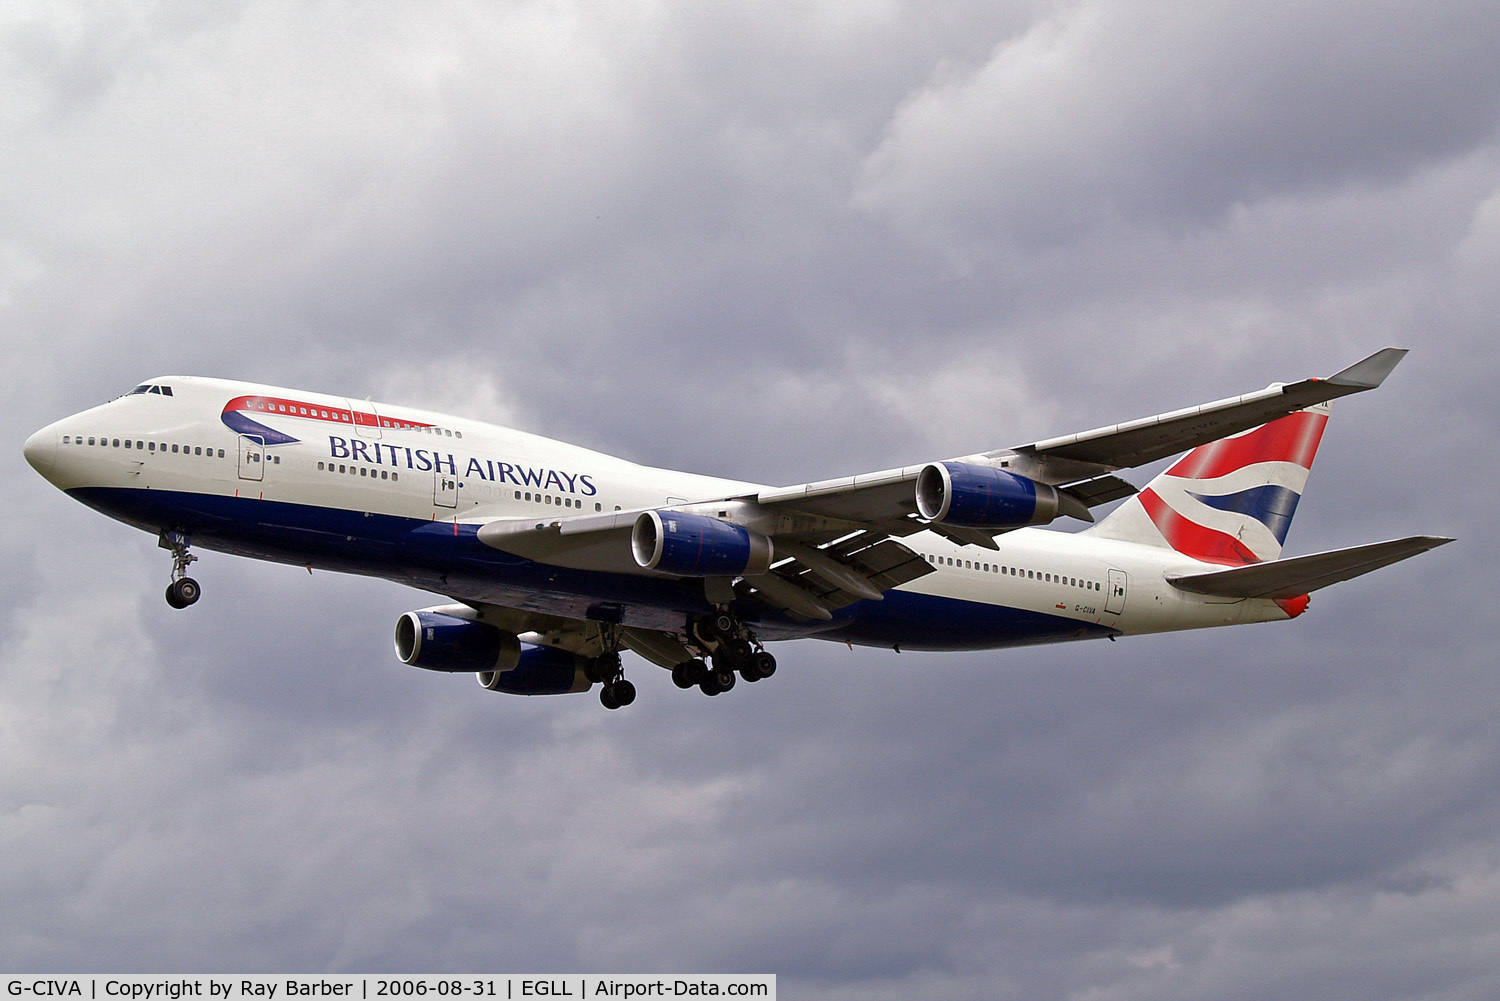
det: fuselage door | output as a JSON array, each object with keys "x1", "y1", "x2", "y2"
[
  {"x1": 1104, "y1": 569, "x2": 1128, "y2": 615},
  {"x1": 237, "y1": 434, "x2": 266, "y2": 482},
  {"x1": 348, "y1": 399, "x2": 383, "y2": 440},
  {"x1": 434, "y1": 469, "x2": 459, "y2": 508}
]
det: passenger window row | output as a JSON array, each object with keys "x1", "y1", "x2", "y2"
[
  {"x1": 925, "y1": 553, "x2": 1101, "y2": 591},
  {"x1": 63, "y1": 435, "x2": 224, "y2": 458},
  {"x1": 318, "y1": 461, "x2": 398, "y2": 482},
  {"x1": 386, "y1": 422, "x2": 461, "y2": 438},
  {"x1": 512, "y1": 490, "x2": 595, "y2": 510}
]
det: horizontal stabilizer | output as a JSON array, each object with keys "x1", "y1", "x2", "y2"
[{"x1": 1167, "y1": 536, "x2": 1452, "y2": 598}]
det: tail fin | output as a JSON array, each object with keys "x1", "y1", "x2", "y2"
[{"x1": 1086, "y1": 403, "x2": 1331, "y2": 565}]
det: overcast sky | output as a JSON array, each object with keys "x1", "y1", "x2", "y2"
[{"x1": 3, "y1": 0, "x2": 1499, "y2": 995}]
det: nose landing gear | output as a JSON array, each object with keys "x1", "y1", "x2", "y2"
[{"x1": 159, "y1": 531, "x2": 201, "y2": 609}]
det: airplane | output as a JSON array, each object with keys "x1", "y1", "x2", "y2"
[{"x1": 23, "y1": 348, "x2": 1451, "y2": 710}]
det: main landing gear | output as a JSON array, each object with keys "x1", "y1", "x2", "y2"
[
  {"x1": 671, "y1": 610, "x2": 776, "y2": 698},
  {"x1": 159, "y1": 531, "x2": 201, "y2": 609},
  {"x1": 585, "y1": 610, "x2": 776, "y2": 710},
  {"x1": 585, "y1": 649, "x2": 637, "y2": 710}
]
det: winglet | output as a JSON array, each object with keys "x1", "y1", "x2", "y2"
[{"x1": 1324, "y1": 347, "x2": 1407, "y2": 390}]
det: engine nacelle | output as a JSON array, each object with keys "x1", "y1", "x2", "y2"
[
  {"x1": 476, "y1": 644, "x2": 593, "y2": 696},
  {"x1": 394, "y1": 611, "x2": 591, "y2": 695},
  {"x1": 916, "y1": 462, "x2": 1069, "y2": 529},
  {"x1": 631, "y1": 510, "x2": 773, "y2": 576},
  {"x1": 395, "y1": 610, "x2": 521, "y2": 673}
]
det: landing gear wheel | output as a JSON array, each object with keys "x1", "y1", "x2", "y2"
[
  {"x1": 700, "y1": 665, "x2": 736, "y2": 696},
  {"x1": 160, "y1": 531, "x2": 200, "y2": 609},
  {"x1": 750, "y1": 650, "x2": 776, "y2": 680},
  {"x1": 600, "y1": 678, "x2": 636, "y2": 709},
  {"x1": 724, "y1": 637, "x2": 754, "y2": 667},
  {"x1": 672, "y1": 659, "x2": 704, "y2": 689},
  {"x1": 165, "y1": 577, "x2": 200, "y2": 609},
  {"x1": 741, "y1": 650, "x2": 776, "y2": 682}
]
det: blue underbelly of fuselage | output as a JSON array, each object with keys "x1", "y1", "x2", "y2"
[{"x1": 71, "y1": 487, "x2": 1117, "y2": 652}]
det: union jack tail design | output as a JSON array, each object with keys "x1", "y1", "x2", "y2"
[{"x1": 1087, "y1": 402, "x2": 1332, "y2": 566}]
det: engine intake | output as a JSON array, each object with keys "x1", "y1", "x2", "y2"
[
  {"x1": 631, "y1": 510, "x2": 773, "y2": 576},
  {"x1": 396, "y1": 611, "x2": 520, "y2": 673},
  {"x1": 916, "y1": 462, "x2": 1077, "y2": 529}
]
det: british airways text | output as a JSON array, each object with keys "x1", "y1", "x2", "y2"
[{"x1": 328, "y1": 436, "x2": 597, "y2": 495}]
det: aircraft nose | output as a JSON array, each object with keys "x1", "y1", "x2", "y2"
[{"x1": 23, "y1": 426, "x2": 58, "y2": 479}]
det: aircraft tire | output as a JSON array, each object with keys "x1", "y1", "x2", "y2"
[
  {"x1": 672, "y1": 660, "x2": 701, "y2": 689},
  {"x1": 752, "y1": 651, "x2": 776, "y2": 680},
  {"x1": 724, "y1": 638, "x2": 754, "y2": 668},
  {"x1": 166, "y1": 577, "x2": 200, "y2": 609}
]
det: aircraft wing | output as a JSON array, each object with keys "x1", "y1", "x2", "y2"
[
  {"x1": 999, "y1": 347, "x2": 1408, "y2": 481},
  {"x1": 750, "y1": 347, "x2": 1407, "y2": 525},
  {"x1": 476, "y1": 511, "x2": 935, "y2": 621}
]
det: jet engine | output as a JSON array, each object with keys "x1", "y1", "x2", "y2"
[
  {"x1": 631, "y1": 510, "x2": 774, "y2": 576},
  {"x1": 475, "y1": 644, "x2": 593, "y2": 696},
  {"x1": 916, "y1": 462, "x2": 1084, "y2": 529},
  {"x1": 394, "y1": 610, "x2": 591, "y2": 695}
]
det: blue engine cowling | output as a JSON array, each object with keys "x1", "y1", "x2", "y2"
[
  {"x1": 394, "y1": 611, "x2": 591, "y2": 695},
  {"x1": 631, "y1": 510, "x2": 774, "y2": 576},
  {"x1": 915, "y1": 462, "x2": 1067, "y2": 528},
  {"x1": 476, "y1": 644, "x2": 592, "y2": 696}
]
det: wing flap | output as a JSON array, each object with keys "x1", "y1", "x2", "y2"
[
  {"x1": 742, "y1": 536, "x2": 935, "y2": 621},
  {"x1": 1167, "y1": 535, "x2": 1452, "y2": 598},
  {"x1": 1060, "y1": 474, "x2": 1139, "y2": 508}
]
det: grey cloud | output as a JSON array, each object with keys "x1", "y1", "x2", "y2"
[
  {"x1": 4, "y1": 1, "x2": 1499, "y2": 997},
  {"x1": 855, "y1": 0, "x2": 1500, "y2": 248}
]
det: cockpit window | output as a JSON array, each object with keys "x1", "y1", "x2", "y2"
[
  {"x1": 129, "y1": 385, "x2": 151, "y2": 395},
  {"x1": 127, "y1": 384, "x2": 174, "y2": 397}
]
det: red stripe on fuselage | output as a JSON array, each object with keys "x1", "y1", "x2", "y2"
[{"x1": 221, "y1": 395, "x2": 434, "y2": 431}]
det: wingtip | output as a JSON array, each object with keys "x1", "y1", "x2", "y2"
[{"x1": 1325, "y1": 347, "x2": 1408, "y2": 389}]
